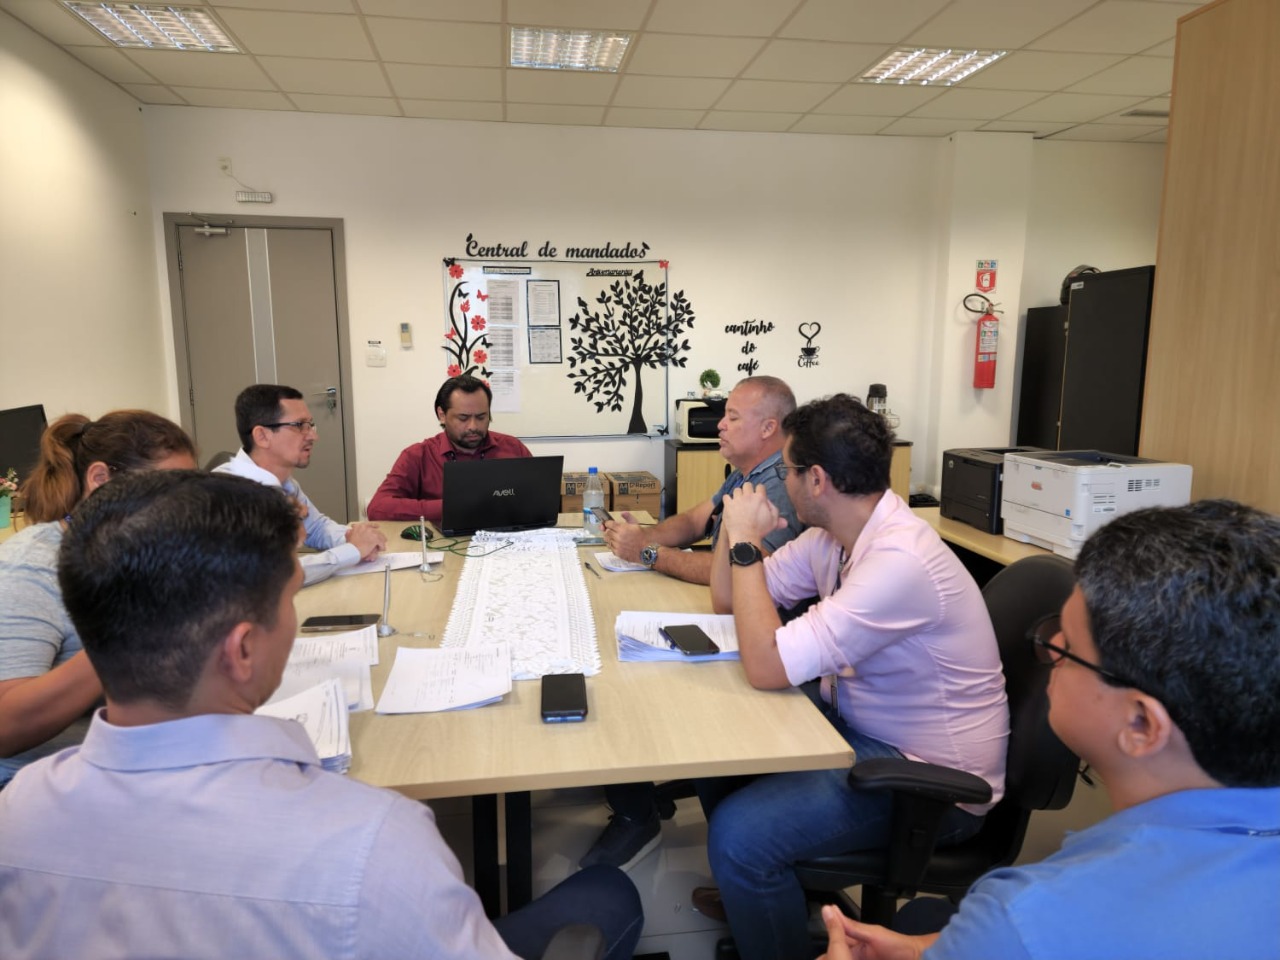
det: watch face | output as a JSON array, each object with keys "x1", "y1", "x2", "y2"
[
  {"x1": 641, "y1": 545, "x2": 659, "y2": 567},
  {"x1": 730, "y1": 542, "x2": 762, "y2": 566}
]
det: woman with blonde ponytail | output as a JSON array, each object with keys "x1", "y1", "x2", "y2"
[{"x1": 0, "y1": 410, "x2": 195, "y2": 786}]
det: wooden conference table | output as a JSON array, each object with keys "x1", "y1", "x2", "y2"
[{"x1": 294, "y1": 518, "x2": 853, "y2": 915}]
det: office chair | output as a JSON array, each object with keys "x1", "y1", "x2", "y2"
[{"x1": 793, "y1": 554, "x2": 1080, "y2": 928}]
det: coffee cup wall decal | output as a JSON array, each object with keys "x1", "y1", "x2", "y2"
[{"x1": 797, "y1": 322, "x2": 822, "y2": 367}]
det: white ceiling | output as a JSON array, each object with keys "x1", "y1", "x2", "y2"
[{"x1": 2, "y1": 0, "x2": 1204, "y2": 141}]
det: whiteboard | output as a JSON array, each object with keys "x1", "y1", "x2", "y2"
[{"x1": 440, "y1": 258, "x2": 694, "y2": 439}]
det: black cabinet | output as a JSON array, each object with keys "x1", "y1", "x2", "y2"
[{"x1": 1016, "y1": 265, "x2": 1154, "y2": 456}]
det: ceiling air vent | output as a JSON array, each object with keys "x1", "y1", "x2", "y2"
[{"x1": 1122, "y1": 108, "x2": 1170, "y2": 118}]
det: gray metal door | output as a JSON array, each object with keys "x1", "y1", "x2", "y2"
[{"x1": 166, "y1": 216, "x2": 355, "y2": 522}]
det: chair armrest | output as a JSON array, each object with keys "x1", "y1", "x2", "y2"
[
  {"x1": 847, "y1": 758, "x2": 994, "y2": 897},
  {"x1": 848, "y1": 757, "x2": 994, "y2": 806}
]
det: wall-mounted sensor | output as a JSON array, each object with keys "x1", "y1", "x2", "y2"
[{"x1": 399, "y1": 322, "x2": 413, "y2": 349}]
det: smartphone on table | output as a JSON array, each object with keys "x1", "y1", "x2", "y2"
[
  {"x1": 659, "y1": 623, "x2": 721, "y2": 656},
  {"x1": 541, "y1": 673, "x2": 588, "y2": 723},
  {"x1": 299, "y1": 613, "x2": 381, "y2": 633}
]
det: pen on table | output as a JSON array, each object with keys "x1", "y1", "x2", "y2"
[{"x1": 583, "y1": 561, "x2": 602, "y2": 580}]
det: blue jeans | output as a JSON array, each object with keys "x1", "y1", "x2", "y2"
[
  {"x1": 696, "y1": 684, "x2": 984, "y2": 960},
  {"x1": 493, "y1": 864, "x2": 643, "y2": 960}
]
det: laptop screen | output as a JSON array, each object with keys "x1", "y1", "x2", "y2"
[{"x1": 441, "y1": 455, "x2": 565, "y2": 536}]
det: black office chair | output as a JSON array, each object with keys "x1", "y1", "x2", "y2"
[{"x1": 793, "y1": 554, "x2": 1080, "y2": 928}]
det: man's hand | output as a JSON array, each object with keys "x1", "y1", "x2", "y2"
[
  {"x1": 818, "y1": 906, "x2": 932, "y2": 960},
  {"x1": 346, "y1": 522, "x2": 387, "y2": 562},
  {"x1": 721, "y1": 482, "x2": 787, "y2": 544},
  {"x1": 602, "y1": 512, "x2": 649, "y2": 564}
]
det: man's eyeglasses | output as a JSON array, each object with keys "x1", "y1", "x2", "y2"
[
  {"x1": 774, "y1": 462, "x2": 806, "y2": 480},
  {"x1": 1028, "y1": 613, "x2": 1137, "y2": 689},
  {"x1": 262, "y1": 419, "x2": 317, "y2": 434}
]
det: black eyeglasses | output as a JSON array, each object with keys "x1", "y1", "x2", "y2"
[
  {"x1": 774, "y1": 462, "x2": 806, "y2": 480},
  {"x1": 261, "y1": 419, "x2": 317, "y2": 434},
  {"x1": 1028, "y1": 614, "x2": 1137, "y2": 688}
]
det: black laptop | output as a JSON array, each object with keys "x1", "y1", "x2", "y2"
[{"x1": 440, "y1": 455, "x2": 565, "y2": 536}]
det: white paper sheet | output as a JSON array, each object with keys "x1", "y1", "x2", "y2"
[
  {"x1": 256, "y1": 678, "x2": 352, "y2": 773},
  {"x1": 332, "y1": 551, "x2": 442, "y2": 576},
  {"x1": 375, "y1": 644, "x2": 513, "y2": 713},
  {"x1": 615, "y1": 611, "x2": 741, "y2": 662}
]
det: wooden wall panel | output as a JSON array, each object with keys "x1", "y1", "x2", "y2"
[{"x1": 1140, "y1": 0, "x2": 1280, "y2": 512}]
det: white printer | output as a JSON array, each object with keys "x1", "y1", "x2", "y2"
[{"x1": 1002, "y1": 450, "x2": 1193, "y2": 559}]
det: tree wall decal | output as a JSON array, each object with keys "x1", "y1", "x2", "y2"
[
  {"x1": 566, "y1": 270, "x2": 695, "y2": 434},
  {"x1": 441, "y1": 261, "x2": 491, "y2": 379}
]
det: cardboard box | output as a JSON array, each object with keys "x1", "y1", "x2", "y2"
[
  {"x1": 561, "y1": 472, "x2": 610, "y2": 515},
  {"x1": 606, "y1": 471, "x2": 661, "y2": 519}
]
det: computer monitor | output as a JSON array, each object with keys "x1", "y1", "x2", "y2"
[{"x1": 0, "y1": 404, "x2": 48, "y2": 480}]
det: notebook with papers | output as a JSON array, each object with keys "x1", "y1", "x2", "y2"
[{"x1": 441, "y1": 455, "x2": 564, "y2": 536}]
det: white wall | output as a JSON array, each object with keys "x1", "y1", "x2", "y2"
[{"x1": 0, "y1": 12, "x2": 167, "y2": 421}]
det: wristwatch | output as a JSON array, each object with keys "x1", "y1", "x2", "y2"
[
  {"x1": 729, "y1": 542, "x2": 764, "y2": 567},
  {"x1": 640, "y1": 544, "x2": 660, "y2": 569}
]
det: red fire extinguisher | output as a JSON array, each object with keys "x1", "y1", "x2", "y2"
[{"x1": 964, "y1": 294, "x2": 1001, "y2": 389}]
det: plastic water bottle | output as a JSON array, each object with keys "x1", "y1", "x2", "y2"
[{"x1": 583, "y1": 467, "x2": 605, "y2": 537}]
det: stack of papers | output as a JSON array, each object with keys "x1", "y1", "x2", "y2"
[
  {"x1": 272, "y1": 625, "x2": 379, "y2": 712},
  {"x1": 332, "y1": 551, "x2": 443, "y2": 576},
  {"x1": 376, "y1": 644, "x2": 513, "y2": 713},
  {"x1": 594, "y1": 551, "x2": 650, "y2": 573},
  {"x1": 256, "y1": 677, "x2": 352, "y2": 774},
  {"x1": 615, "y1": 611, "x2": 741, "y2": 662}
]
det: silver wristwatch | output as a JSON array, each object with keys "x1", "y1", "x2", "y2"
[{"x1": 640, "y1": 544, "x2": 660, "y2": 569}]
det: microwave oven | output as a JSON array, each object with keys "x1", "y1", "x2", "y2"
[{"x1": 675, "y1": 398, "x2": 723, "y2": 444}]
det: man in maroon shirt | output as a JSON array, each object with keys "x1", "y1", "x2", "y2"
[{"x1": 367, "y1": 375, "x2": 532, "y2": 522}]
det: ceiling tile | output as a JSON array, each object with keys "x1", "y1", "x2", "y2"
[
  {"x1": 1048, "y1": 122, "x2": 1159, "y2": 141},
  {"x1": 979, "y1": 119, "x2": 1076, "y2": 137},
  {"x1": 1094, "y1": 104, "x2": 1169, "y2": 125},
  {"x1": 744, "y1": 40, "x2": 885, "y2": 82},
  {"x1": 506, "y1": 103, "x2": 606, "y2": 125},
  {"x1": 401, "y1": 99, "x2": 504, "y2": 120},
  {"x1": 1065, "y1": 55, "x2": 1172, "y2": 96},
  {"x1": 717, "y1": 78, "x2": 839, "y2": 111},
  {"x1": 358, "y1": 0, "x2": 500, "y2": 19},
  {"x1": 605, "y1": 106, "x2": 706, "y2": 129},
  {"x1": 64, "y1": 46, "x2": 156, "y2": 83},
  {"x1": 791, "y1": 113, "x2": 891, "y2": 134},
  {"x1": 122, "y1": 51, "x2": 275, "y2": 89},
  {"x1": 258, "y1": 57, "x2": 391, "y2": 96},
  {"x1": 877, "y1": 116, "x2": 986, "y2": 137},
  {"x1": 647, "y1": 0, "x2": 797, "y2": 37},
  {"x1": 1028, "y1": 1, "x2": 1198, "y2": 55},
  {"x1": 289, "y1": 93, "x2": 401, "y2": 116},
  {"x1": 908, "y1": 0, "x2": 1097, "y2": 49},
  {"x1": 0, "y1": 0, "x2": 108, "y2": 44},
  {"x1": 367, "y1": 18, "x2": 502, "y2": 66},
  {"x1": 170, "y1": 87, "x2": 293, "y2": 109},
  {"x1": 508, "y1": 0, "x2": 650, "y2": 30},
  {"x1": 814, "y1": 83, "x2": 943, "y2": 117},
  {"x1": 625, "y1": 33, "x2": 765, "y2": 78},
  {"x1": 1002, "y1": 92, "x2": 1145, "y2": 123},
  {"x1": 505, "y1": 69, "x2": 619, "y2": 105},
  {"x1": 1141, "y1": 38, "x2": 1177, "y2": 57},
  {"x1": 119, "y1": 83, "x2": 185, "y2": 105},
  {"x1": 909, "y1": 88, "x2": 1045, "y2": 120},
  {"x1": 613, "y1": 75, "x2": 731, "y2": 109},
  {"x1": 216, "y1": 10, "x2": 373, "y2": 59},
  {"x1": 699, "y1": 110, "x2": 799, "y2": 132},
  {"x1": 962, "y1": 51, "x2": 1125, "y2": 92},
  {"x1": 1134, "y1": 127, "x2": 1168, "y2": 143},
  {"x1": 386, "y1": 64, "x2": 502, "y2": 100},
  {"x1": 782, "y1": 0, "x2": 950, "y2": 43},
  {"x1": 207, "y1": 0, "x2": 354, "y2": 11}
]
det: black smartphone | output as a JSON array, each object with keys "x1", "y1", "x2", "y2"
[
  {"x1": 659, "y1": 623, "x2": 720, "y2": 656},
  {"x1": 590, "y1": 507, "x2": 613, "y2": 525},
  {"x1": 541, "y1": 673, "x2": 588, "y2": 723},
  {"x1": 300, "y1": 613, "x2": 381, "y2": 633}
]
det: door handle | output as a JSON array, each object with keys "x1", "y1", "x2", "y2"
[{"x1": 314, "y1": 386, "x2": 337, "y2": 412}]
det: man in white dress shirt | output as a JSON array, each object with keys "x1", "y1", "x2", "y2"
[{"x1": 215, "y1": 383, "x2": 385, "y2": 585}]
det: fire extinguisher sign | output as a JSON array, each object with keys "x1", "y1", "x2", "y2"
[{"x1": 975, "y1": 260, "x2": 997, "y2": 293}]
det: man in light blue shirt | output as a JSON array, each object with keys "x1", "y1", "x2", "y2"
[
  {"x1": 0, "y1": 470, "x2": 643, "y2": 960},
  {"x1": 215, "y1": 383, "x2": 385, "y2": 585},
  {"x1": 818, "y1": 500, "x2": 1280, "y2": 960}
]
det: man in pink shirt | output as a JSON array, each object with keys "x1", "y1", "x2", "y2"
[
  {"x1": 367, "y1": 375, "x2": 531, "y2": 523},
  {"x1": 696, "y1": 394, "x2": 1009, "y2": 960}
]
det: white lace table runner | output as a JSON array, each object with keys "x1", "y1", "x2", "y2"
[{"x1": 442, "y1": 529, "x2": 600, "y2": 679}]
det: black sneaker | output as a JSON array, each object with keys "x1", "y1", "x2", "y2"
[{"x1": 578, "y1": 812, "x2": 661, "y2": 871}]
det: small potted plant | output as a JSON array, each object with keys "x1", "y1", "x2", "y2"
[
  {"x1": 0, "y1": 468, "x2": 18, "y2": 530},
  {"x1": 699, "y1": 369, "x2": 722, "y2": 399}
]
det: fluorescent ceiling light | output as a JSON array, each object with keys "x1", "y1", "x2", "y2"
[
  {"x1": 859, "y1": 48, "x2": 1007, "y2": 86},
  {"x1": 510, "y1": 27, "x2": 631, "y2": 72},
  {"x1": 62, "y1": 2, "x2": 239, "y2": 52}
]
